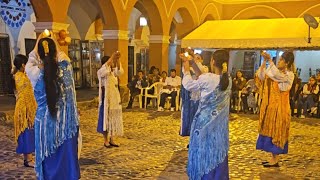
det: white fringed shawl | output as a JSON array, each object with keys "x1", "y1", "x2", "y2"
[{"x1": 97, "y1": 63, "x2": 124, "y2": 136}]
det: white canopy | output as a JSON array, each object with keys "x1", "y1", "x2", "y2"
[{"x1": 181, "y1": 18, "x2": 320, "y2": 49}]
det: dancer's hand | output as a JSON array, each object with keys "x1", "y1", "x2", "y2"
[
  {"x1": 33, "y1": 32, "x2": 46, "y2": 55},
  {"x1": 261, "y1": 51, "x2": 271, "y2": 62},
  {"x1": 38, "y1": 63, "x2": 44, "y2": 69}
]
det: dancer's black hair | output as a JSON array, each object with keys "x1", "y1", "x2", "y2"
[
  {"x1": 211, "y1": 50, "x2": 230, "y2": 91},
  {"x1": 38, "y1": 38, "x2": 59, "y2": 116},
  {"x1": 12, "y1": 54, "x2": 28, "y2": 90}
]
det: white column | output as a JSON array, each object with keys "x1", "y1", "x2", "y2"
[
  {"x1": 148, "y1": 35, "x2": 171, "y2": 44},
  {"x1": 102, "y1": 30, "x2": 129, "y2": 40},
  {"x1": 33, "y1": 22, "x2": 70, "y2": 33}
]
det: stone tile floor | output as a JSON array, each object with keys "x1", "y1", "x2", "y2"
[{"x1": 0, "y1": 107, "x2": 320, "y2": 180}]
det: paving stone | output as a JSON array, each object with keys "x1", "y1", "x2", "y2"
[{"x1": 0, "y1": 109, "x2": 319, "y2": 179}]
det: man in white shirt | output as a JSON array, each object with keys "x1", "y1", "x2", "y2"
[{"x1": 158, "y1": 69, "x2": 181, "y2": 111}]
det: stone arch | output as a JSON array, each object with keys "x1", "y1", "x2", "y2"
[
  {"x1": 298, "y1": 4, "x2": 320, "y2": 18},
  {"x1": 168, "y1": 0, "x2": 199, "y2": 29},
  {"x1": 203, "y1": 14, "x2": 215, "y2": 23},
  {"x1": 29, "y1": 0, "x2": 52, "y2": 21},
  {"x1": 67, "y1": 0, "x2": 98, "y2": 39},
  {"x1": 200, "y1": 3, "x2": 221, "y2": 23},
  {"x1": 172, "y1": 7, "x2": 196, "y2": 40},
  {"x1": 66, "y1": 16, "x2": 81, "y2": 39},
  {"x1": 30, "y1": 0, "x2": 71, "y2": 22},
  {"x1": 97, "y1": 0, "x2": 119, "y2": 29},
  {"x1": 133, "y1": 0, "x2": 164, "y2": 35},
  {"x1": 232, "y1": 5, "x2": 286, "y2": 20}
]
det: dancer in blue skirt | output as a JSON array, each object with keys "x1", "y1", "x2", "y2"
[
  {"x1": 181, "y1": 49, "x2": 231, "y2": 180},
  {"x1": 26, "y1": 32, "x2": 80, "y2": 180},
  {"x1": 12, "y1": 54, "x2": 37, "y2": 167},
  {"x1": 180, "y1": 54, "x2": 203, "y2": 138}
]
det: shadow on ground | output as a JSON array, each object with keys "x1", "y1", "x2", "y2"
[
  {"x1": 157, "y1": 150, "x2": 188, "y2": 180},
  {"x1": 259, "y1": 171, "x2": 296, "y2": 180}
]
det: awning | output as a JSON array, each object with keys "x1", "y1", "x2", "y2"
[{"x1": 181, "y1": 18, "x2": 320, "y2": 49}]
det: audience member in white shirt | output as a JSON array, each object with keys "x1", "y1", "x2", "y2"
[{"x1": 158, "y1": 69, "x2": 181, "y2": 111}]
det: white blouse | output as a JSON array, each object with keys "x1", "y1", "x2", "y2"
[
  {"x1": 182, "y1": 72, "x2": 220, "y2": 98},
  {"x1": 256, "y1": 61, "x2": 294, "y2": 92},
  {"x1": 97, "y1": 64, "x2": 124, "y2": 86},
  {"x1": 26, "y1": 50, "x2": 71, "y2": 88}
]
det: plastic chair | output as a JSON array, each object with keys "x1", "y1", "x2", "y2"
[
  {"x1": 137, "y1": 88, "x2": 146, "y2": 108},
  {"x1": 159, "y1": 88, "x2": 181, "y2": 111},
  {"x1": 144, "y1": 82, "x2": 163, "y2": 109}
]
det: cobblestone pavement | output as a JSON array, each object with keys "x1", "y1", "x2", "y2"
[{"x1": 1, "y1": 107, "x2": 320, "y2": 179}]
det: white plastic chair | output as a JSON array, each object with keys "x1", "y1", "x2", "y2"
[
  {"x1": 138, "y1": 88, "x2": 145, "y2": 108},
  {"x1": 144, "y1": 82, "x2": 163, "y2": 109},
  {"x1": 159, "y1": 88, "x2": 181, "y2": 111}
]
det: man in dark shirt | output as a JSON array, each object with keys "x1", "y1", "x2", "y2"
[{"x1": 126, "y1": 70, "x2": 148, "y2": 109}]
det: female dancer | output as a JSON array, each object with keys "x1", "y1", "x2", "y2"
[
  {"x1": 26, "y1": 33, "x2": 80, "y2": 179},
  {"x1": 12, "y1": 54, "x2": 37, "y2": 167},
  {"x1": 256, "y1": 51, "x2": 295, "y2": 167},
  {"x1": 180, "y1": 54, "x2": 203, "y2": 137},
  {"x1": 182, "y1": 50, "x2": 231, "y2": 180},
  {"x1": 97, "y1": 52, "x2": 124, "y2": 148}
]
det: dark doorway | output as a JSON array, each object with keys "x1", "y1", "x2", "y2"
[
  {"x1": 0, "y1": 36, "x2": 13, "y2": 94},
  {"x1": 128, "y1": 46, "x2": 134, "y2": 82},
  {"x1": 25, "y1": 38, "x2": 36, "y2": 56}
]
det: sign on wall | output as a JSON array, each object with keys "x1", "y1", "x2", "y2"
[{"x1": 0, "y1": 0, "x2": 27, "y2": 28}]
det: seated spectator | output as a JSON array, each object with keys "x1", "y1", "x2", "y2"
[
  {"x1": 290, "y1": 76, "x2": 301, "y2": 116},
  {"x1": 316, "y1": 72, "x2": 320, "y2": 85},
  {"x1": 160, "y1": 71, "x2": 167, "y2": 83},
  {"x1": 240, "y1": 79, "x2": 257, "y2": 113},
  {"x1": 297, "y1": 76, "x2": 319, "y2": 118},
  {"x1": 126, "y1": 70, "x2": 148, "y2": 109},
  {"x1": 158, "y1": 69, "x2": 181, "y2": 112},
  {"x1": 148, "y1": 68, "x2": 161, "y2": 85},
  {"x1": 231, "y1": 70, "x2": 247, "y2": 111}
]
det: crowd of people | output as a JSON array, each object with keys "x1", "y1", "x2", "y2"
[
  {"x1": 230, "y1": 63, "x2": 320, "y2": 120},
  {"x1": 126, "y1": 65, "x2": 182, "y2": 111},
  {"x1": 11, "y1": 29, "x2": 302, "y2": 179}
]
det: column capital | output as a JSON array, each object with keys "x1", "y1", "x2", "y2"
[
  {"x1": 149, "y1": 35, "x2": 171, "y2": 44},
  {"x1": 102, "y1": 30, "x2": 129, "y2": 40},
  {"x1": 33, "y1": 22, "x2": 69, "y2": 33}
]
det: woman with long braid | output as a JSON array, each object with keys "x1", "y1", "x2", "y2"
[{"x1": 26, "y1": 33, "x2": 80, "y2": 179}]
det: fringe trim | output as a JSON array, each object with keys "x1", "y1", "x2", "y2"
[
  {"x1": 258, "y1": 77, "x2": 291, "y2": 149},
  {"x1": 13, "y1": 73, "x2": 37, "y2": 142},
  {"x1": 187, "y1": 78, "x2": 231, "y2": 180},
  {"x1": 14, "y1": 104, "x2": 36, "y2": 141},
  {"x1": 106, "y1": 109, "x2": 123, "y2": 136},
  {"x1": 34, "y1": 61, "x2": 79, "y2": 180}
]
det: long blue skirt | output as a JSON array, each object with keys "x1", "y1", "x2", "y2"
[
  {"x1": 42, "y1": 130, "x2": 80, "y2": 180},
  {"x1": 97, "y1": 88, "x2": 105, "y2": 134},
  {"x1": 202, "y1": 155, "x2": 229, "y2": 180},
  {"x1": 256, "y1": 134, "x2": 288, "y2": 154},
  {"x1": 16, "y1": 128, "x2": 35, "y2": 154},
  {"x1": 180, "y1": 87, "x2": 199, "y2": 136}
]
